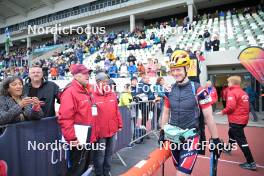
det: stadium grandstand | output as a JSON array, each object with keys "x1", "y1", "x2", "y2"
[{"x1": 0, "y1": 0, "x2": 264, "y2": 176}]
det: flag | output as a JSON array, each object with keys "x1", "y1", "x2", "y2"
[{"x1": 238, "y1": 47, "x2": 264, "y2": 84}]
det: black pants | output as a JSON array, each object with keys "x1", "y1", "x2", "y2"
[
  {"x1": 66, "y1": 147, "x2": 91, "y2": 176},
  {"x1": 157, "y1": 106, "x2": 162, "y2": 125},
  {"x1": 140, "y1": 103, "x2": 152, "y2": 126},
  {"x1": 222, "y1": 100, "x2": 226, "y2": 108},
  {"x1": 226, "y1": 123, "x2": 255, "y2": 163}
]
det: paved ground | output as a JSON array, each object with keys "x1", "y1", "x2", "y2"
[
  {"x1": 110, "y1": 113, "x2": 264, "y2": 176},
  {"x1": 154, "y1": 124, "x2": 264, "y2": 176},
  {"x1": 214, "y1": 112, "x2": 264, "y2": 127},
  {"x1": 111, "y1": 133, "x2": 159, "y2": 175}
]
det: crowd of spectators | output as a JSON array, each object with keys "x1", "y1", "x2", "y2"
[{"x1": 0, "y1": 3, "x2": 263, "y2": 81}]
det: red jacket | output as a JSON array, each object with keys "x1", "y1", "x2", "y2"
[
  {"x1": 58, "y1": 80, "x2": 97, "y2": 143},
  {"x1": 221, "y1": 86, "x2": 228, "y2": 101},
  {"x1": 93, "y1": 87, "x2": 123, "y2": 138},
  {"x1": 222, "y1": 85, "x2": 250, "y2": 125},
  {"x1": 207, "y1": 86, "x2": 218, "y2": 104}
]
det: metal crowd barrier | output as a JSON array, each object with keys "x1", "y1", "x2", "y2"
[
  {"x1": 126, "y1": 100, "x2": 160, "y2": 145},
  {"x1": 0, "y1": 101, "x2": 161, "y2": 176}
]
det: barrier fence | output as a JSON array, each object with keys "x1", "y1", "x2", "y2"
[
  {"x1": 0, "y1": 101, "x2": 161, "y2": 176},
  {"x1": 128, "y1": 100, "x2": 160, "y2": 145}
]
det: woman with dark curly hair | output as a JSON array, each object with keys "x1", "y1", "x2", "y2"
[{"x1": 0, "y1": 76, "x2": 43, "y2": 125}]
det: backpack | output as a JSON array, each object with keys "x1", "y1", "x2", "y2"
[{"x1": 190, "y1": 81, "x2": 206, "y2": 155}]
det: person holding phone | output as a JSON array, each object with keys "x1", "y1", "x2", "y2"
[{"x1": 0, "y1": 76, "x2": 43, "y2": 125}]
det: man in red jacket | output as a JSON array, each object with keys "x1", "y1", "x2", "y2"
[
  {"x1": 58, "y1": 64, "x2": 96, "y2": 175},
  {"x1": 93, "y1": 72, "x2": 123, "y2": 176},
  {"x1": 216, "y1": 76, "x2": 256, "y2": 171}
]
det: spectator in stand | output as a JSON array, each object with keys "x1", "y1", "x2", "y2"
[
  {"x1": 231, "y1": 8, "x2": 238, "y2": 15},
  {"x1": 75, "y1": 45, "x2": 84, "y2": 64},
  {"x1": 137, "y1": 61, "x2": 145, "y2": 77},
  {"x1": 245, "y1": 83, "x2": 259, "y2": 122},
  {"x1": 194, "y1": 46, "x2": 205, "y2": 61},
  {"x1": 203, "y1": 29, "x2": 211, "y2": 40},
  {"x1": 174, "y1": 44, "x2": 180, "y2": 51},
  {"x1": 0, "y1": 76, "x2": 43, "y2": 125},
  {"x1": 104, "y1": 58, "x2": 111, "y2": 72},
  {"x1": 58, "y1": 64, "x2": 66, "y2": 80},
  {"x1": 108, "y1": 61, "x2": 118, "y2": 78},
  {"x1": 219, "y1": 11, "x2": 225, "y2": 17},
  {"x1": 170, "y1": 18, "x2": 177, "y2": 27},
  {"x1": 128, "y1": 61, "x2": 137, "y2": 78},
  {"x1": 160, "y1": 35, "x2": 166, "y2": 54},
  {"x1": 212, "y1": 35, "x2": 220, "y2": 51},
  {"x1": 95, "y1": 54, "x2": 102, "y2": 64},
  {"x1": 183, "y1": 21, "x2": 188, "y2": 32},
  {"x1": 140, "y1": 39, "x2": 147, "y2": 49},
  {"x1": 50, "y1": 65, "x2": 58, "y2": 80},
  {"x1": 127, "y1": 43, "x2": 135, "y2": 50},
  {"x1": 146, "y1": 58, "x2": 157, "y2": 77},
  {"x1": 193, "y1": 15, "x2": 199, "y2": 22},
  {"x1": 24, "y1": 62, "x2": 60, "y2": 118},
  {"x1": 205, "y1": 80, "x2": 218, "y2": 112},
  {"x1": 93, "y1": 72, "x2": 123, "y2": 176},
  {"x1": 166, "y1": 46, "x2": 173, "y2": 56},
  {"x1": 243, "y1": 7, "x2": 252, "y2": 17},
  {"x1": 134, "y1": 42, "x2": 141, "y2": 50},
  {"x1": 256, "y1": 4, "x2": 264, "y2": 14},
  {"x1": 106, "y1": 52, "x2": 116, "y2": 61},
  {"x1": 119, "y1": 61, "x2": 128, "y2": 78},
  {"x1": 154, "y1": 59, "x2": 161, "y2": 77},
  {"x1": 205, "y1": 40, "x2": 212, "y2": 52},
  {"x1": 120, "y1": 37, "x2": 128, "y2": 44},
  {"x1": 150, "y1": 32, "x2": 155, "y2": 40},
  {"x1": 186, "y1": 46, "x2": 195, "y2": 59},
  {"x1": 154, "y1": 36, "x2": 161, "y2": 44},
  {"x1": 127, "y1": 53, "x2": 137, "y2": 64}
]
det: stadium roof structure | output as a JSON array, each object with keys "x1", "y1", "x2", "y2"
[{"x1": 0, "y1": 0, "x2": 63, "y2": 22}]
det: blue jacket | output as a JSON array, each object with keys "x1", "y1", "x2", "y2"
[
  {"x1": 131, "y1": 86, "x2": 139, "y2": 97},
  {"x1": 137, "y1": 80, "x2": 155, "y2": 100},
  {"x1": 245, "y1": 86, "x2": 257, "y2": 103},
  {"x1": 108, "y1": 65, "x2": 118, "y2": 78},
  {"x1": 154, "y1": 84, "x2": 166, "y2": 97},
  {"x1": 128, "y1": 65, "x2": 137, "y2": 74}
]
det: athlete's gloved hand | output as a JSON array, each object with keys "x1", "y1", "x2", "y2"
[
  {"x1": 158, "y1": 129, "x2": 165, "y2": 145},
  {"x1": 209, "y1": 138, "x2": 223, "y2": 158}
]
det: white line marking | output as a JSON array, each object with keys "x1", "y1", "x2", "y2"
[{"x1": 198, "y1": 156, "x2": 264, "y2": 169}]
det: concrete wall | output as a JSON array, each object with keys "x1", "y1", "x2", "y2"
[
  {"x1": 204, "y1": 49, "x2": 241, "y2": 66},
  {"x1": 198, "y1": 49, "x2": 247, "y2": 86}
]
